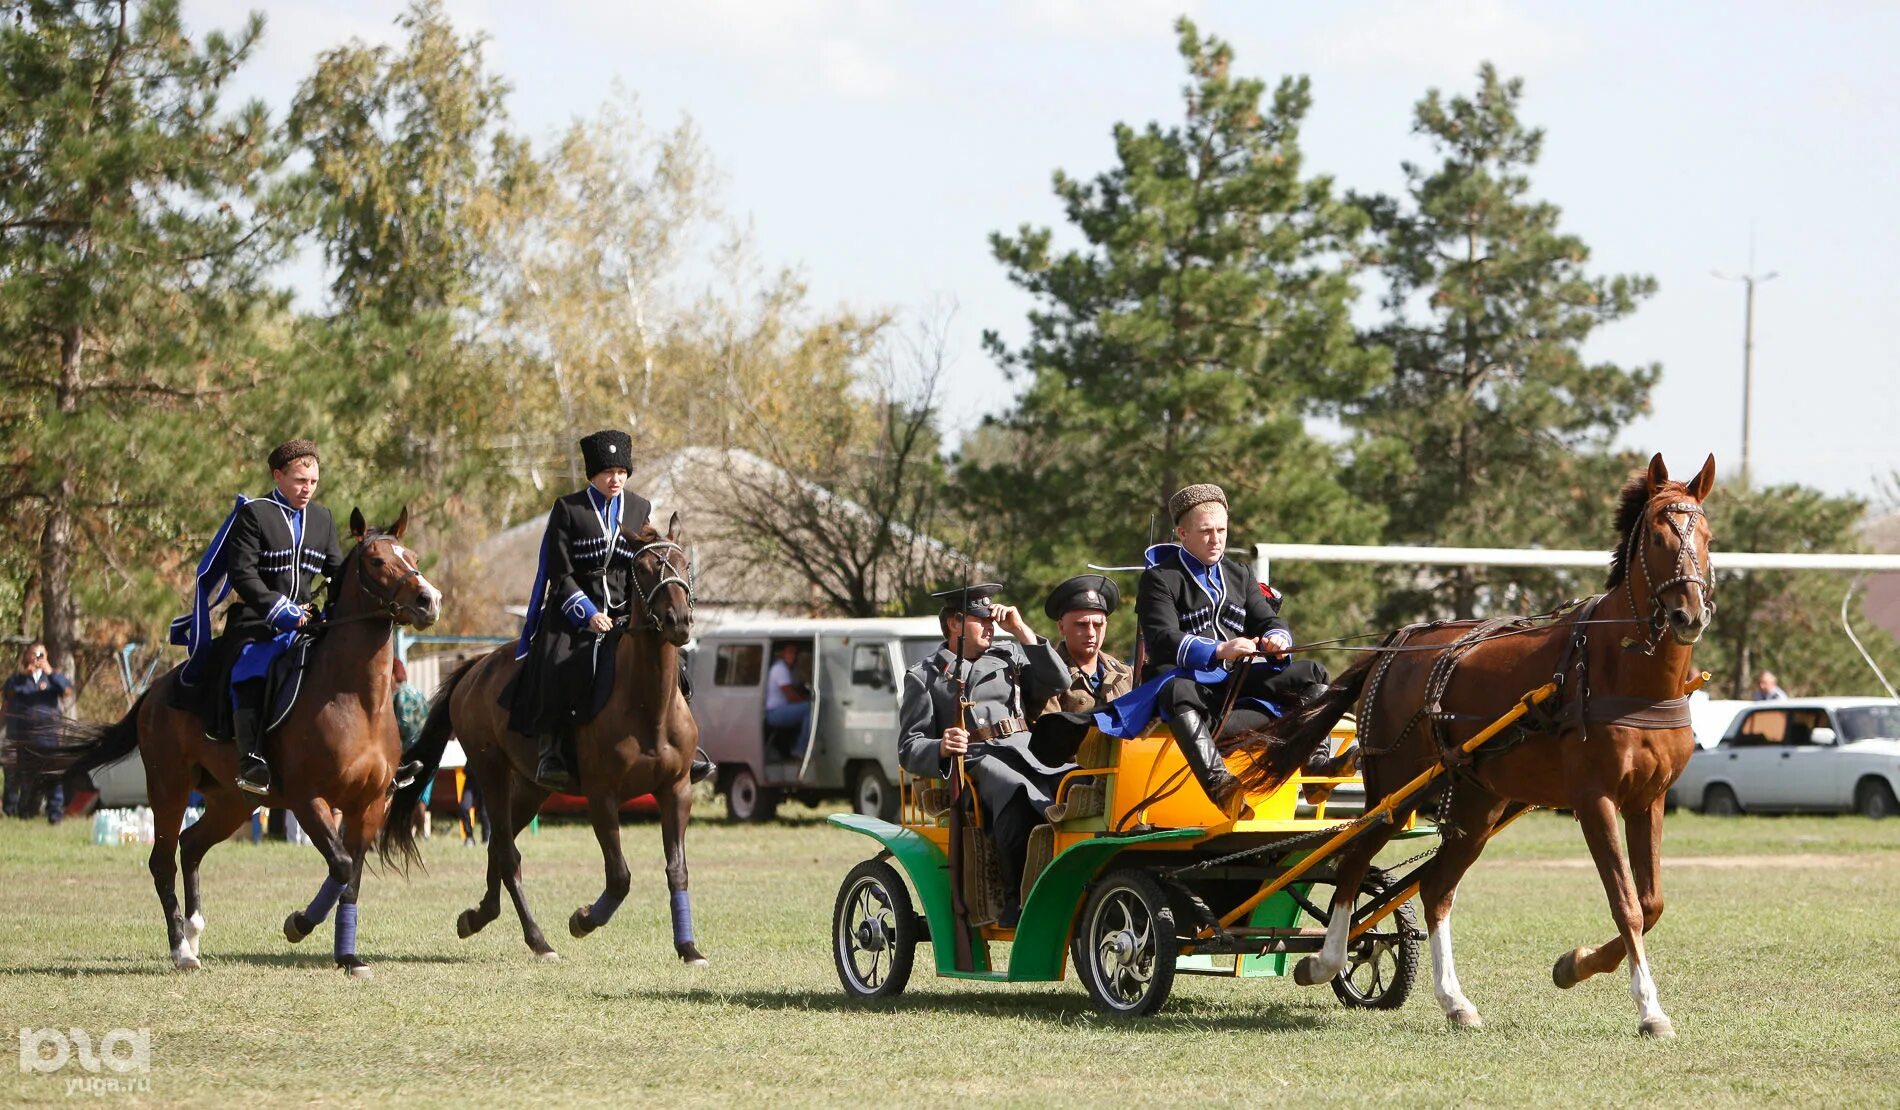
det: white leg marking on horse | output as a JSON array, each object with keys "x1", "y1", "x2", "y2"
[
  {"x1": 184, "y1": 911, "x2": 205, "y2": 960},
  {"x1": 1431, "y1": 914, "x2": 1478, "y2": 1023},
  {"x1": 1630, "y1": 956, "x2": 1672, "y2": 1034},
  {"x1": 172, "y1": 939, "x2": 199, "y2": 971}
]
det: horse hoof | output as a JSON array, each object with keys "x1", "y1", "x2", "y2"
[
  {"x1": 1291, "y1": 956, "x2": 1333, "y2": 987},
  {"x1": 534, "y1": 950, "x2": 562, "y2": 964},
  {"x1": 1552, "y1": 948, "x2": 1583, "y2": 990},
  {"x1": 456, "y1": 909, "x2": 480, "y2": 940},
  {"x1": 1639, "y1": 1017, "x2": 1676, "y2": 1039},
  {"x1": 173, "y1": 954, "x2": 201, "y2": 972},
  {"x1": 569, "y1": 907, "x2": 596, "y2": 939},
  {"x1": 678, "y1": 943, "x2": 709, "y2": 968},
  {"x1": 344, "y1": 964, "x2": 374, "y2": 980},
  {"x1": 1446, "y1": 1008, "x2": 1484, "y2": 1030},
  {"x1": 284, "y1": 912, "x2": 311, "y2": 944}
]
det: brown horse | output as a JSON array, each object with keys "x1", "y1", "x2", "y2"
[
  {"x1": 59, "y1": 509, "x2": 441, "y2": 977},
  {"x1": 384, "y1": 513, "x2": 706, "y2": 965},
  {"x1": 1237, "y1": 453, "x2": 1716, "y2": 1037}
]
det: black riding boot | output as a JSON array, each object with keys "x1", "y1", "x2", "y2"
[
  {"x1": 234, "y1": 703, "x2": 270, "y2": 796},
  {"x1": 533, "y1": 732, "x2": 576, "y2": 793},
  {"x1": 1167, "y1": 708, "x2": 1248, "y2": 820},
  {"x1": 689, "y1": 748, "x2": 716, "y2": 785}
]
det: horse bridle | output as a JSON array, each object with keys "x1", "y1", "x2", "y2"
[
  {"x1": 628, "y1": 539, "x2": 694, "y2": 632},
  {"x1": 1621, "y1": 497, "x2": 1716, "y2": 654},
  {"x1": 322, "y1": 535, "x2": 423, "y2": 627}
]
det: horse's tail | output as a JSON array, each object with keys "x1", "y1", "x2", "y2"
[
  {"x1": 36, "y1": 696, "x2": 147, "y2": 779},
  {"x1": 1228, "y1": 652, "x2": 1379, "y2": 795},
  {"x1": 378, "y1": 655, "x2": 482, "y2": 874}
]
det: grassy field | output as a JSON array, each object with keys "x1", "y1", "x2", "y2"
[{"x1": 3, "y1": 804, "x2": 1898, "y2": 1107}]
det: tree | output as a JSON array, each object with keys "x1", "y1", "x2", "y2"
[
  {"x1": 1349, "y1": 65, "x2": 1657, "y2": 621},
  {"x1": 1701, "y1": 483, "x2": 1900, "y2": 699},
  {"x1": 283, "y1": 0, "x2": 540, "y2": 622},
  {"x1": 716, "y1": 308, "x2": 958, "y2": 617},
  {"x1": 964, "y1": 18, "x2": 1384, "y2": 638},
  {"x1": 0, "y1": 0, "x2": 291, "y2": 681}
]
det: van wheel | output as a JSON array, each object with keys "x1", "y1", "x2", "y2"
[
  {"x1": 1856, "y1": 778, "x2": 1898, "y2": 819},
  {"x1": 1702, "y1": 784, "x2": 1741, "y2": 817},
  {"x1": 725, "y1": 767, "x2": 780, "y2": 822},
  {"x1": 852, "y1": 764, "x2": 900, "y2": 822}
]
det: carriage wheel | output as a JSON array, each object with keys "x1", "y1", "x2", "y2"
[
  {"x1": 833, "y1": 859, "x2": 918, "y2": 1000},
  {"x1": 1073, "y1": 869, "x2": 1178, "y2": 1017},
  {"x1": 1331, "y1": 873, "x2": 1420, "y2": 1011}
]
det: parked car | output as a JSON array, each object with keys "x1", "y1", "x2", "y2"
[
  {"x1": 689, "y1": 617, "x2": 946, "y2": 822},
  {"x1": 1670, "y1": 697, "x2": 1900, "y2": 817}
]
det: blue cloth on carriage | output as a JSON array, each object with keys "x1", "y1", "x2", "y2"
[
  {"x1": 171, "y1": 495, "x2": 254, "y2": 687},
  {"x1": 1088, "y1": 661, "x2": 1289, "y2": 739}
]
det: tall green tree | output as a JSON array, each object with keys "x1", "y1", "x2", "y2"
[
  {"x1": 1350, "y1": 65, "x2": 1657, "y2": 621},
  {"x1": 282, "y1": 0, "x2": 538, "y2": 598},
  {"x1": 965, "y1": 18, "x2": 1385, "y2": 636},
  {"x1": 1702, "y1": 483, "x2": 1900, "y2": 699},
  {"x1": 0, "y1": 0, "x2": 290, "y2": 680}
]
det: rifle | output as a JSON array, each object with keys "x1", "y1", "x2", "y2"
[{"x1": 944, "y1": 620, "x2": 976, "y2": 972}]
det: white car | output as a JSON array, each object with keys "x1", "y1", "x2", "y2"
[{"x1": 1671, "y1": 697, "x2": 1900, "y2": 818}]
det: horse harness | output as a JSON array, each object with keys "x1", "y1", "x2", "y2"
[
  {"x1": 628, "y1": 540, "x2": 695, "y2": 631},
  {"x1": 1359, "y1": 594, "x2": 1696, "y2": 768}
]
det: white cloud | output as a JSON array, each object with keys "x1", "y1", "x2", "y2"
[{"x1": 1011, "y1": 0, "x2": 1200, "y2": 42}]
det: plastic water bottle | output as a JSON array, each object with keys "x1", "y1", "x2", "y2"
[{"x1": 91, "y1": 809, "x2": 110, "y2": 846}]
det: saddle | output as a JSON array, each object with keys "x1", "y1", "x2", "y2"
[{"x1": 171, "y1": 633, "x2": 318, "y2": 741}]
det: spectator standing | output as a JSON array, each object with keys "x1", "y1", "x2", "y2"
[
  {"x1": 3, "y1": 643, "x2": 74, "y2": 823},
  {"x1": 1753, "y1": 671, "x2": 1789, "y2": 701},
  {"x1": 392, "y1": 658, "x2": 432, "y2": 839}
]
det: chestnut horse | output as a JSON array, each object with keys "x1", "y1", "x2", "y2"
[
  {"x1": 384, "y1": 513, "x2": 706, "y2": 965},
  {"x1": 1238, "y1": 454, "x2": 1716, "y2": 1037},
  {"x1": 59, "y1": 509, "x2": 442, "y2": 977}
]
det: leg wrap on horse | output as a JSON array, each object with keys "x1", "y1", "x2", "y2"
[
  {"x1": 333, "y1": 901, "x2": 358, "y2": 961},
  {"x1": 587, "y1": 890, "x2": 625, "y2": 926},
  {"x1": 670, "y1": 889, "x2": 695, "y2": 946},
  {"x1": 304, "y1": 876, "x2": 346, "y2": 924}
]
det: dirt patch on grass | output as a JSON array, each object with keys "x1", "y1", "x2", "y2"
[{"x1": 1505, "y1": 852, "x2": 1900, "y2": 870}]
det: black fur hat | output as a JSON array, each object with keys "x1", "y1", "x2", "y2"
[{"x1": 579, "y1": 430, "x2": 633, "y2": 477}]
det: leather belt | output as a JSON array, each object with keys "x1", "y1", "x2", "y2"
[{"x1": 970, "y1": 716, "x2": 1028, "y2": 743}]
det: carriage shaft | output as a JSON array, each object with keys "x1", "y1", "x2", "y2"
[{"x1": 1214, "y1": 681, "x2": 1560, "y2": 929}]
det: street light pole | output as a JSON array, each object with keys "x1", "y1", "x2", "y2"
[{"x1": 1713, "y1": 265, "x2": 1777, "y2": 489}]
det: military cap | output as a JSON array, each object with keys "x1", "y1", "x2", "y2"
[
  {"x1": 930, "y1": 581, "x2": 1003, "y2": 620},
  {"x1": 268, "y1": 438, "x2": 320, "y2": 472},
  {"x1": 579, "y1": 429, "x2": 633, "y2": 477},
  {"x1": 1169, "y1": 482, "x2": 1227, "y2": 523},
  {"x1": 1044, "y1": 574, "x2": 1120, "y2": 621}
]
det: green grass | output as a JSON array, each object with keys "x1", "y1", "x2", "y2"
[{"x1": 4, "y1": 806, "x2": 1899, "y2": 1107}]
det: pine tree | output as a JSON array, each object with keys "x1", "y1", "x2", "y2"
[
  {"x1": 1350, "y1": 65, "x2": 1657, "y2": 621},
  {"x1": 0, "y1": 0, "x2": 290, "y2": 679},
  {"x1": 965, "y1": 18, "x2": 1385, "y2": 637}
]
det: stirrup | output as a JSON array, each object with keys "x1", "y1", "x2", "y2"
[
  {"x1": 393, "y1": 760, "x2": 424, "y2": 790},
  {"x1": 236, "y1": 761, "x2": 271, "y2": 797}
]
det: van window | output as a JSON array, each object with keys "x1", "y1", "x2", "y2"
[
  {"x1": 851, "y1": 644, "x2": 893, "y2": 689},
  {"x1": 713, "y1": 644, "x2": 764, "y2": 687}
]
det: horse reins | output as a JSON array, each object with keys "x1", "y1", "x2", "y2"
[{"x1": 627, "y1": 539, "x2": 694, "y2": 632}]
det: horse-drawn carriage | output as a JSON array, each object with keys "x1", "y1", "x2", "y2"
[{"x1": 832, "y1": 669, "x2": 1707, "y2": 1018}]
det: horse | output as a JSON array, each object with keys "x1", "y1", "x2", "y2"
[
  {"x1": 384, "y1": 513, "x2": 706, "y2": 965},
  {"x1": 1233, "y1": 453, "x2": 1716, "y2": 1037},
  {"x1": 58, "y1": 508, "x2": 442, "y2": 977}
]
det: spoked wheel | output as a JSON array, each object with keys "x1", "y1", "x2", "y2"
[
  {"x1": 1072, "y1": 869, "x2": 1178, "y2": 1017},
  {"x1": 1331, "y1": 871, "x2": 1420, "y2": 1010},
  {"x1": 833, "y1": 859, "x2": 918, "y2": 1000}
]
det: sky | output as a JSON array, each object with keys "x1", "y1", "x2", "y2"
[{"x1": 192, "y1": 0, "x2": 1900, "y2": 503}]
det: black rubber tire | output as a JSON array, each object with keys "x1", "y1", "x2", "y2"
[
  {"x1": 1073, "y1": 869, "x2": 1178, "y2": 1018},
  {"x1": 833, "y1": 859, "x2": 918, "y2": 1000},
  {"x1": 1702, "y1": 783, "x2": 1742, "y2": 817},
  {"x1": 1856, "y1": 778, "x2": 1898, "y2": 820},
  {"x1": 1331, "y1": 873, "x2": 1420, "y2": 1011},
  {"x1": 725, "y1": 767, "x2": 781, "y2": 822},
  {"x1": 852, "y1": 763, "x2": 900, "y2": 822}
]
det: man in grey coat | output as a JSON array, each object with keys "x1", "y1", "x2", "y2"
[{"x1": 898, "y1": 583, "x2": 1073, "y2": 923}]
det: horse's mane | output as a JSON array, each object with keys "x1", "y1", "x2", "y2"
[{"x1": 1605, "y1": 470, "x2": 1689, "y2": 589}]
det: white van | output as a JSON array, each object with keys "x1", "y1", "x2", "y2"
[{"x1": 688, "y1": 617, "x2": 946, "y2": 821}]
